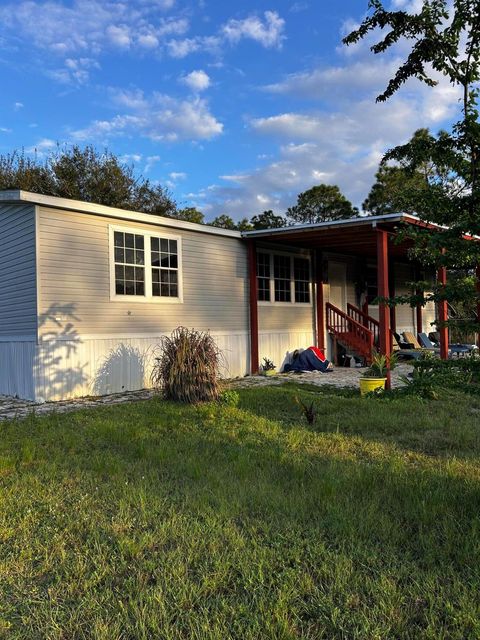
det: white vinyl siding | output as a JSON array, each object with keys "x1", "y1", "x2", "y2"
[
  {"x1": 36, "y1": 206, "x2": 249, "y2": 338},
  {"x1": 0, "y1": 203, "x2": 37, "y2": 338}
]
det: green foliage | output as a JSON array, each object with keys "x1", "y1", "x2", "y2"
[
  {"x1": 286, "y1": 184, "x2": 358, "y2": 224},
  {"x1": 0, "y1": 145, "x2": 176, "y2": 216},
  {"x1": 261, "y1": 357, "x2": 276, "y2": 372},
  {"x1": 250, "y1": 210, "x2": 288, "y2": 230},
  {"x1": 414, "y1": 354, "x2": 480, "y2": 386},
  {"x1": 399, "y1": 368, "x2": 440, "y2": 400},
  {"x1": 176, "y1": 207, "x2": 205, "y2": 224},
  {"x1": 209, "y1": 214, "x2": 238, "y2": 230},
  {"x1": 151, "y1": 326, "x2": 222, "y2": 403},
  {"x1": 363, "y1": 351, "x2": 398, "y2": 378},
  {"x1": 294, "y1": 395, "x2": 317, "y2": 424},
  {"x1": 235, "y1": 217, "x2": 254, "y2": 231},
  {"x1": 362, "y1": 138, "x2": 432, "y2": 215},
  {"x1": 345, "y1": 1, "x2": 480, "y2": 335},
  {"x1": 217, "y1": 389, "x2": 240, "y2": 407}
]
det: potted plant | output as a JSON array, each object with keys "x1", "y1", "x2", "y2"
[
  {"x1": 359, "y1": 352, "x2": 397, "y2": 396},
  {"x1": 261, "y1": 357, "x2": 277, "y2": 376}
]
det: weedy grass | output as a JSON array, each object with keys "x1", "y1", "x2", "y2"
[{"x1": 1, "y1": 384, "x2": 480, "y2": 639}]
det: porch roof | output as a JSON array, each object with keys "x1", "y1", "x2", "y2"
[{"x1": 243, "y1": 213, "x2": 422, "y2": 258}]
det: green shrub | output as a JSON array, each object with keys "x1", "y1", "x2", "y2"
[
  {"x1": 151, "y1": 327, "x2": 222, "y2": 403},
  {"x1": 218, "y1": 389, "x2": 240, "y2": 407},
  {"x1": 413, "y1": 354, "x2": 480, "y2": 388}
]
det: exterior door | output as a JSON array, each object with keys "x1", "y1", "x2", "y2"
[{"x1": 328, "y1": 261, "x2": 347, "y2": 311}]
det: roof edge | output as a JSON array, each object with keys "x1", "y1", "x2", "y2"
[
  {"x1": 241, "y1": 213, "x2": 420, "y2": 238},
  {"x1": 0, "y1": 190, "x2": 243, "y2": 239}
]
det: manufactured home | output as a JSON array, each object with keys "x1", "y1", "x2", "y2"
[{"x1": 1, "y1": 190, "x2": 442, "y2": 401}]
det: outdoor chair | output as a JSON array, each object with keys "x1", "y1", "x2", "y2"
[
  {"x1": 402, "y1": 331, "x2": 423, "y2": 350},
  {"x1": 392, "y1": 333, "x2": 424, "y2": 360},
  {"x1": 428, "y1": 331, "x2": 476, "y2": 357}
]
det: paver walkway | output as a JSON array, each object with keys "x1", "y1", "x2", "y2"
[{"x1": 0, "y1": 364, "x2": 412, "y2": 422}]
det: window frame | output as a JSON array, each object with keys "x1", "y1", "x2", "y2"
[
  {"x1": 257, "y1": 250, "x2": 312, "y2": 306},
  {"x1": 109, "y1": 224, "x2": 183, "y2": 304}
]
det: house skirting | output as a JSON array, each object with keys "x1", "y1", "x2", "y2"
[{"x1": 1, "y1": 330, "x2": 319, "y2": 402}]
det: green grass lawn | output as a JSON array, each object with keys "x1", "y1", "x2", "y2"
[{"x1": 1, "y1": 384, "x2": 480, "y2": 639}]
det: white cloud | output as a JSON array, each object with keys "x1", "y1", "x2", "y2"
[
  {"x1": 144, "y1": 155, "x2": 161, "y2": 172},
  {"x1": 167, "y1": 38, "x2": 200, "y2": 58},
  {"x1": 119, "y1": 153, "x2": 142, "y2": 164},
  {"x1": 13, "y1": 101, "x2": 24, "y2": 110},
  {"x1": 169, "y1": 171, "x2": 187, "y2": 180},
  {"x1": 0, "y1": 127, "x2": 12, "y2": 133},
  {"x1": 167, "y1": 11, "x2": 286, "y2": 59},
  {"x1": 0, "y1": 1, "x2": 186, "y2": 66},
  {"x1": 106, "y1": 25, "x2": 131, "y2": 49},
  {"x1": 72, "y1": 90, "x2": 223, "y2": 143},
  {"x1": 137, "y1": 34, "x2": 159, "y2": 49},
  {"x1": 26, "y1": 138, "x2": 57, "y2": 156},
  {"x1": 202, "y1": 59, "x2": 462, "y2": 218},
  {"x1": 49, "y1": 57, "x2": 100, "y2": 85},
  {"x1": 180, "y1": 70, "x2": 211, "y2": 92},
  {"x1": 222, "y1": 11, "x2": 285, "y2": 49},
  {"x1": 264, "y1": 59, "x2": 400, "y2": 100}
]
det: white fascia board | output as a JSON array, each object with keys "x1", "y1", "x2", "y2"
[{"x1": 0, "y1": 190, "x2": 243, "y2": 240}]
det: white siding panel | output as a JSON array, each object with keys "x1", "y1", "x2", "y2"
[
  {"x1": 37, "y1": 206, "x2": 249, "y2": 337},
  {"x1": 394, "y1": 262, "x2": 416, "y2": 333},
  {"x1": 0, "y1": 203, "x2": 37, "y2": 337},
  {"x1": 34, "y1": 332, "x2": 250, "y2": 401},
  {"x1": 259, "y1": 329, "x2": 316, "y2": 372}
]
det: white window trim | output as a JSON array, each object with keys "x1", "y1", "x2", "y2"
[
  {"x1": 109, "y1": 224, "x2": 183, "y2": 304},
  {"x1": 257, "y1": 250, "x2": 312, "y2": 306}
]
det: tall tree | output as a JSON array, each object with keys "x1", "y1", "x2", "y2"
[
  {"x1": 176, "y1": 207, "x2": 205, "y2": 224},
  {"x1": 0, "y1": 145, "x2": 176, "y2": 217},
  {"x1": 250, "y1": 210, "x2": 288, "y2": 229},
  {"x1": 363, "y1": 129, "x2": 433, "y2": 215},
  {"x1": 210, "y1": 214, "x2": 238, "y2": 230},
  {"x1": 286, "y1": 184, "x2": 357, "y2": 224},
  {"x1": 344, "y1": 0, "x2": 480, "y2": 331}
]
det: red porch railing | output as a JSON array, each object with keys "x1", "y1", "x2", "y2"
[
  {"x1": 347, "y1": 303, "x2": 380, "y2": 346},
  {"x1": 326, "y1": 302, "x2": 374, "y2": 364}
]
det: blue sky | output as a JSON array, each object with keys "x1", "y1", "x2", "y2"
[{"x1": 0, "y1": 0, "x2": 461, "y2": 220}]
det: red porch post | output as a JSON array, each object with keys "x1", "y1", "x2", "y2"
[
  {"x1": 415, "y1": 267, "x2": 423, "y2": 335},
  {"x1": 377, "y1": 229, "x2": 391, "y2": 389},
  {"x1": 247, "y1": 240, "x2": 259, "y2": 374},
  {"x1": 437, "y1": 265, "x2": 449, "y2": 360},
  {"x1": 416, "y1": 301, "x2": 423, "y2": 335},
  {"x1": 315, "y1": 249, "x2": 325, "y2": 351},
  {"x1": 477, "y1": 265, "x2": 480, "y2": 349}
]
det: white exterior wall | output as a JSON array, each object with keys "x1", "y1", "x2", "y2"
[{"x1": 30, "y1": 206, "x2": 250, "y2": 400}]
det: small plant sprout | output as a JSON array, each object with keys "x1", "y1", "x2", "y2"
[
  {"x1": 262, "y1": 357, "x2": 275, "y2": 371},
  {"x1": 295, "y1": 396, "x2": 317, "y2": 425}
]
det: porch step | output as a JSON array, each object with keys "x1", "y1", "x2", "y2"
[{"x1": 326, "y1": 302, "x2": 374, "y2": 365}]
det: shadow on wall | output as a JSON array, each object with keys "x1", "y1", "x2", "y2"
[
  {"x1": 93, "y1": 343, "x2": 147, "y2": 396},
  {"x1": 36, "y1": 303, "x2": 89, "y2": 402}
]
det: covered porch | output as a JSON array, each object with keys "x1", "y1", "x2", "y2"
[{"x1": 244, "y1": 214, "x2": 462, "y2": 388}]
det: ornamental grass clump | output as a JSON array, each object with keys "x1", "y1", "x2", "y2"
[{"x1": 152, "y1": 327, "x2": 222, "y2": 403}]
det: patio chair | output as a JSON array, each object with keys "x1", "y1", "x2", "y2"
[
  {"x1": 428, "y1": 331, "x2": 475, "y2": 357},
  {"x1": 402, "y1": 331, "x2": 423, "y2": 350},
  {"x1": 392, "y1": 333, "x2": 425, "y2": 360}
]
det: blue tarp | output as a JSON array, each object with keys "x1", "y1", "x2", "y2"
[{"x1": 283, "y1": 347, "x2": 332, "y2": 373}]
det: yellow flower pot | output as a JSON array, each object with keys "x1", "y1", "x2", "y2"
[
  {"x1": 359, "y1": 377, "x2": 387, "y2": 396},
  {"x1": 264, "y1": 369, "x2": 277, "y2": 377}
]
